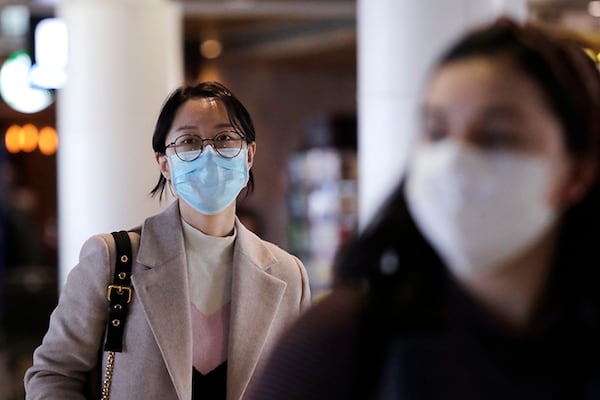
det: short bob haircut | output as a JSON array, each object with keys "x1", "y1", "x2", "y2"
[{"x1": 150, "y1": 81, "x2": 256, "y2": 200}]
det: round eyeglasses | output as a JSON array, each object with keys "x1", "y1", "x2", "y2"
[{"x1": 165, "y1": 131, "x2": 246, "y2": 161}]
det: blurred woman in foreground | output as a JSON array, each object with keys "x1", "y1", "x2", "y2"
[{"x1": 245, "y1": 17, "x2": 600, "y2": 400}]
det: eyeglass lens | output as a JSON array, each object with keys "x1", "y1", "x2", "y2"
[{"x1": 173, "y1": 131, "x2": 244, "y2": 161}]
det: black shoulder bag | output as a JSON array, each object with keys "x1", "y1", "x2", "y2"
[{"x1": 100, "y1": 230, "x2": 134, "y2": 400}]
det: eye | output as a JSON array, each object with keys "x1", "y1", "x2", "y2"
[
  {"x1": 423, "y1": 127, "x2": 447, "y2": 142},
  {"x1": 214, "y1": 131, "x2": 239, "y2": 142},
  {"x1": 473, "y1": 128, "x2": 520, "y2": 150},
  {"x1": 214, "y1": 133, "x2": 231, "y2": 142},
  {"x1": 421, "y1": 109, "x2": 447, "y2": 143},
  {"x1": 176, "y1": 135, "x2": 201, "y2": 148}
]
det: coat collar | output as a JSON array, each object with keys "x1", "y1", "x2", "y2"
[
  {"x1": 132, "y1": 200, "x2": 287, "y2": 400},
  {"x1": 136, "y1": 200, "x2": 185, "y2": 268},
  {"x1": 136, "y1": 200, "x2": 280, "y2": 271}
]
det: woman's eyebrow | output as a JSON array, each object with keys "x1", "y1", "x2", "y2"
[
  {"x1": 173, "y1": 122, "x2": 234, "y2": 133},
  {"x1": 481, "y1": 105, "x2": 525, "y2": 121},
  {"x1": 173, "y1": 124, "x2": 197, "y2": 133}
]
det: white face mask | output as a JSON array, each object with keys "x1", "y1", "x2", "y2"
[{"x1": 404, "y1": 140, "x2": 558, "y2": 278}]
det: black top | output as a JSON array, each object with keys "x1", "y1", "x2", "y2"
[
  {"x1": 192, "y1": 362, "x2": 227, "y2": 400},
  {"x1": 375, "y1": 281, "x2": 600, "y2": 400},
  {"x1": 244, "y1": 276, "x2": 600, "y2": 400}
]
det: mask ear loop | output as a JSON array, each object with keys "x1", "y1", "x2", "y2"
[
  {"x1": 162, "y1": 152, "x2": 178, "y2": 200},
  {"x1": 165, "y1": 177, "x2": 177, "y2": 200}
]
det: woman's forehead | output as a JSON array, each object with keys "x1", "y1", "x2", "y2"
[
  {"x1": 426, "y1": 57, "x2": 552, "y2": 114},
  {"x1": 166, "y1": 98, "x2": 232, "y2": 138},
  {"x1": 173, "y1": 98, "x2": 228, "y2": 122}
]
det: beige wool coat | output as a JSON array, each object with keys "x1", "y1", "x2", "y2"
[{"x1": 24, "y1": 201, "x2": 311, "y2": 400}]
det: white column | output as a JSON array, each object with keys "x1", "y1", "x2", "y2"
[
  {"x1": 56, "y1": 0, "x2": 183, "y2": 287},
  {"x1": 357, "y1": 0, "x2": 527, "y2": 228}
]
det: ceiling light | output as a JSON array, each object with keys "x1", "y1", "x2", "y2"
[
  {"x1": 588, "y1": 0, "x2": 600, "y2": 17},
  {"x1": 200, "y1": 39, "x2": 223, "y2": 59}
]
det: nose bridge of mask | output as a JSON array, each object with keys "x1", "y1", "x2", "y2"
[
  {"x1": 167, "y1": 146, "x2": 214, "y2": 182},
  {"x1": 201, "y1": 144, "x2": 236, "y2": 165},
  {"x1": 413, "y1": 139, "x2": 462, "y2": 168},
  {"x1": 202, "y1": 143, "x2": 217, "y2": 155},
  {"x1": 191, "y1": 145, "x2": 219, "y2": 169}
]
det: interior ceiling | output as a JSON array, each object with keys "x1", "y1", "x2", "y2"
[
  {"x1": 529, "y1": 0, "x2": 593, "y2": 19},
  {"x1": 14, "y1": 0, "x2": 600, "y2": 74},
  {"x1": 181, "y1": 0, "x2": 600, "y2": 75},
  {"x1": 529, "y1": 0, "x2": 600, "y2": 36},
  {"x1": 16, "y1": 0, "x2": 600, "y2": 63},
  {"x1": 180, "y1": 0, "x2": 356, "y2": 74},
  {"x1": 0, "y1": 0, "x2": 597, "y2": 120}
]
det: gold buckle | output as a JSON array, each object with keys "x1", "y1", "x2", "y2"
[{"x1": 107, "y1": 285, "x2": 133, "y2": 303}]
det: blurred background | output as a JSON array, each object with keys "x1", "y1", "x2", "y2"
[{"x1": 0, "y1": 0, "x2": 599, "y2": 398}]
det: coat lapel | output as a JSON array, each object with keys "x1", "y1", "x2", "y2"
[
  {"x1": 130, "y1": 203, "x2": 288, "y2": 400},
  {"x1": 132, "y1": 201, "x2": 192, "y2": 400},
  {"x1": 227, "y1": 223, "x2": 287, "y2": 400}
]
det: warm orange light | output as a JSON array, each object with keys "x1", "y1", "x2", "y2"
[
  {"x1": 200, "y1": 39, "x2": 222, "y2": 59},
  {"x1": 5, "y1": 124, "x2": 21, "y2": 153},
  {"x1": 21, "y1": 123, "x2": 38, "y2": 152},
  {"x1": 38, "y1": 126, "x2": 58, "y2": 155},
  {"x1": 4, "y1": 123, "x2": 57, "y2": 154},
  {"x1": 198, "y1": 64, "x2": 223, "y2": 83}
]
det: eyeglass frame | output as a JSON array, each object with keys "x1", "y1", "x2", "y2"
[{"x1": 165, "y1": 130, "x2": 247, "y2": 161}]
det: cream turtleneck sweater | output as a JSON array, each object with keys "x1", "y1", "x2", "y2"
[{"x1": 182, "y1": 219, "x2": 236, "y2": 375}]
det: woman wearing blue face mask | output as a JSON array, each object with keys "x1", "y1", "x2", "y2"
[
  {"x1": 245, "y1": 18, "x2": 600, "y2": 400},
  {"x1": 24, "y1": 81, "x2": 311, "y2": 400}
]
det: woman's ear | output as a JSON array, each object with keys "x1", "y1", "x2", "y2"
[
  {"x1": 156, "y1": 153, "x2": 171, "y2": 181},
  {"x1": 247, "y1": 142, "x2": 257, "y2": 169},
  {"x1": 560, "y1": 157, "x2": 597, "y2": 206}
]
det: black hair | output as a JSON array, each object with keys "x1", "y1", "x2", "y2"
[{"x1": 150, "y1": 81, "x2": 256, "y2": 200}]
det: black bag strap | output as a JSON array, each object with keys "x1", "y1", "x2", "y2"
[{"x1": 103, "y1": 230, "x2": 133, "y2": 352}]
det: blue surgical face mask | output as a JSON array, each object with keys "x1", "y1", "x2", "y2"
[{"x1": 168, "y1": 146, "x2": 249, "y2": 215}]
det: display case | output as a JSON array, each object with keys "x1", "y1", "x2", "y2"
[{"x1": 286, "y1": 114, "x2": 357, "y2": 298}]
